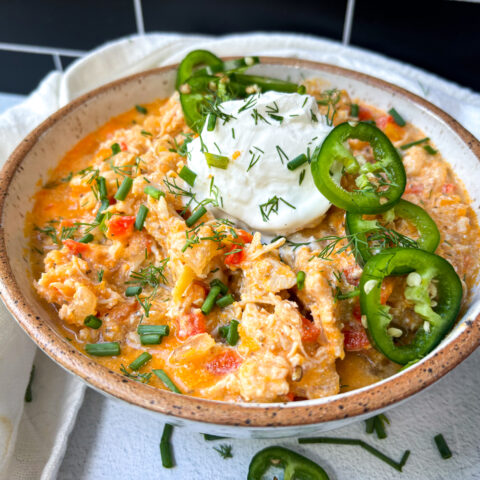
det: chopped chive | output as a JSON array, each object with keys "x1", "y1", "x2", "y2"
[
  {"x1": 96, "y1": 176, "x2": 108, "y2": 200},
  {"x1": 388, "y1": 108, "x2": 406, "y2": 126},
  {"x1": 144, "y1": 185, "x2": 165, "y2": 199},
  {"x1": 97, "y1": 269, "x2": 104, "y2": 283},
  {"x1": 400, "y1": 137, "x2": 429, "y2": 150},
  {"x1": 135, "y1": 205, "x2": 149, "y2": 230},
  {"x1": 141, "y1": 130, "x2": 152, "y2": 136},
  {"x1": 350, "y1": 103, "x2": 359, "y2": 117},
  {"x1": 114, "y1": 176, "x2": 133, "y2": 201},
  {"x1": 269, "y1": 113, "x2": 283, "y2": 122},
  {"x1": 135, "y1": 104, "x2": 148, "y2": 114},
  {"x1": 153, "y1": 369, "x2": 182, "y2": 393},
  {"x1": 203, "y1": 434, "x2": 227, "y2": 441},
  {"x1": 204, "y1": 152, "x2": 229, "y2": 169},
  {"x1": 85, "y1": 342, "x2": 120, "y2": 356},
  {"x1": 111, "y1": 143, "x2": 121, "y2": 155},
  {"x1": 365, "y1": 417, "x2": 375, "y2": 434},
  {"x1": 423, "y1": 145, "x2": 438, "y2": 155},
  {"x1": 179, "y1": 166, "x2": 197, "y2": 187},
  {"x1": 78, "y1": 233, "x2": 94, "y2": 244},
  {"x1": 129, "y1": 352, "x2": 152, "y2": 371},
  {"x1": 225, "y1": 319, "x2": 239, "y2": 346},
  {"x1": 137, "y1": 324, "x2": 170, "y2": 336},
  {"x1": 434, "y1": 434, "x2": 452, "y2": 459},
  {"x1": 299, "y1": 169, "x2": 306, "y2": 185},
  {"x1": 201, "y1": 285, "x2": 222, "y2": 315},
  {"x1": 140, "y1": 333, "x2": 162, "y2": 345},
  {"x1": 24, "y1": 365, "x2": 35, "y2": 402},
  {"x1": 287, "y1": 154, "x2": 308, "y2": 171},
  {"x1": 374, "y1": 414, "x2": 389, "y2": 439},
  {"x1": 185, "y1": 206, "x2": 206, "y2": 227},
  {"x1": 296, "y1": 271, "x2": 306, "y2": 290},
  {"x1": 231, "y1": 128, "x2": 235, "y2": 139},
  {"x1": 216, "y1": 293, "x2": 235, "y2": 308},
  {"x1": 207, "y1": 114, "x2": 217, "y2": 131},
  {"x1": 298, "y1": 437, "x2": 410, "y2": 472},
  {"x1": 95, "y1": 198, "x2": 110, "y2": 222},
  {"x1": 83, "y1": 315, "x2": 102, "y2": 329},
  {"x1": 125, "y1": 286, "x2": 142, "y2": 297},
  {"x1": 297, "y1": 85, "x2": 306, "y2": 94},
  {"x1": 211, "y1": 278, "x2": 228, "y2": 295},
  {"x1": 160, "y1": 423, "x2": 174, "y2": 468}
]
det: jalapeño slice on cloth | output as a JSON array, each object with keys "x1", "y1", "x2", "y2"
[
  {"x1": 359, "y1": 248, "x2": 462, "y2": 365},
  {"x1": 248, "y1": 446, "x2": 330, "y2": 480},
  {"x1": 346, "y1": 199, "x2": 440, "y2": 265},
  {"x1": 311, "y1": 122, "x2": 406, "y2": 214}
]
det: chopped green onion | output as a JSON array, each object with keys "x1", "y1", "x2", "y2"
[
  {"x1": 423, "y1": 145, "x2": 438, "y2": 155},
  {"x1": 83, "y1": 315, "x2": 102, "y2": 329},
  {"x1": 144, "y1": 185, "x2": 165, "y2": 199},
  {"x1": 179, "y1": 166, "x2": 197, "y2": 187},
  {"x1": 97, "y1": 269, "x2": 104, "y2": 283},
  {"x1": 135, "y1": 105, "x2": 148, "y2": 114},
  {"x1": 85, "y1": 342, "x2": 120, "y2": 356},
  {"x1": 374, "y1": 414, "x2": 389, "y2": 439},
  {"x1": 96, "y1": 176, "x2": 108, "y2": 200},
  {"x1": 210, "y1": 278, "x2": 228, "y2": 295},
  {"x1": 153, "y1": 369, "x2": 182, "y2": 393},
  {"x1": 95, "y1": 198, "x2": 110, "y2": 222},
  {"x1": 350, "y1": 103, "x2": 359, "y2": 117},
  {"x1": 216, "y1": 294, "x2": 235, "y2": 308},
  {"x1": 160, "y1": 423, "x2": 174, "y2": 468},
  {"x1": 296, "y1": 271, "x2": 306, "y2": 290},
  {"x1": 141, "y1": 130, "x2": 152, "y2": 136},
  {"x1": 207, "y1": 114, "x2": 217, "y2": 131},
  {"x1": 203, "y1": 434, "x2": 227, "y2": 441},
  {"x1": 129, "y1": 352, "x2": 152, "y2": 371},
  {"x1": 125, "y1": 286, "x2": 142, "y2": 297},
  {"x1": 114, "y1": 176, "x2": 133, "y2": 201},
  {"x1": 299, "y1": 169, "x2": 306, "y2": 185},
  {"x1": 137, "y1": 324, "x2": 170, "y2": 336},
  {"x1": 78, "y1": 233, "x2": 94, "y2": 244},
  {"x1": 204, "y1": 152, "x2": 229, "y2": 169},
  {"x1": 287, "y1": 154, "x2": 308, "y2": 171},
  {"x1": 185, "y1": 206, "x2": 206, "y2": 227},
  {"x1": 400, "y1": 137, "x2": 429, "y2": 150},
  {"x1": 201, "y1": 285, "x2": 222, "y2": 314},
  {"x1": 24, "y1": 365, "x2": 35, "y2": 402},
  {"x1": 135, "y1": 205, "x2": 149, "y2": 230},
  {"x1": 434, "y1": 434, "x2": 452, "y2": 459},
  {"x1": 365, "y1": 417, "x2": 375, "y2": 434},
  {"x1": 140, "y1": 333, "x2": 162, "y2": 345},
  {"x1": 388, "y1": 108, "x2": 406, "y2": 127},
  {"x1": 223, "y1": 319, "x2": 239, "y2": 346},
  {"x1": 297, "y1": 85, "x2": 306, "y2": 94},
  {"x1": 298, "y1": 437, "x2": 410, "y2": 472},
  {"x1": 111, "y1": 143, "x2": 121, "y2": 155}
]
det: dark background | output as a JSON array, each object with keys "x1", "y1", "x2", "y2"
[{"x1": 0, "y1": 0, "x2": 478, "y2": 94}]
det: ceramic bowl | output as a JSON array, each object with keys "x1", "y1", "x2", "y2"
[{"x1": 0, "y1": 58, "x2": 479, "y2": 439}]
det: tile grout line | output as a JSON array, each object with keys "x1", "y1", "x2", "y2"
[
  {"x1": 342, "y1": 0, "x2": 356, "y2": 45},
  {"x1": 133, "y1": 0, "x2": 145, "y2": 35},
  {"x1": 0, "y1": 41, "x2": 85, "y2": 58}
]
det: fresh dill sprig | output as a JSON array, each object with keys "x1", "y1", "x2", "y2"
[
  {"x1": 126, "y1": 259, "x2": 169, "y2": 288},
  {"x1": 168, "y1": 133, "x2": 194, "y2": 157},
  {"x1": 120, "y1": 364, "x2": 152, "y2": 384},
  {"x1": 275, "y1": 145, "x2": 289, "y2": 164},
  {"x1": 259, "y1": 196, "x2": 296, "y2": 222},
  {"x1": 237, "y1": 94, "x2": 257, "y2": 113},
  {"x1": 213, "y1": 444, "x2": 233, "y2": 459},
  {"x1": 250, "y1": 108, "x2": 271, "y2": 125}
]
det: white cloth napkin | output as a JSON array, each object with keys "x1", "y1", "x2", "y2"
[{"x1": 0, "y1": 32, "x2": 479, "y2": 480}]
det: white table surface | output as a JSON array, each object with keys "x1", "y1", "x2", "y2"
[{"x1": 2, "y1": 93, "x2": 480, "y2": 480}]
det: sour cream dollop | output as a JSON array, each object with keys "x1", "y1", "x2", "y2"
[{"x1": 186, "y1": 91, "x2": 334, "y2": 235}]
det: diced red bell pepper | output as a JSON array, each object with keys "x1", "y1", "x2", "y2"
[
  {"x1": 376, "y1": 114, "x2": 394, "y2": 130},
  {"x1": 205, "y1": 350, "x2": 242, "y2": 375},
  {"x1": 120, "y1": 141, "x2": 128, "y2": 151},
  {"x1": 63, "y1": 239, "x2": 89, "y2": 255},
  {"x1": 358, "y1": 106, "x2": 373, "y2": 121},
  {"x1": 442, "y1": 183, "x2": 455, "y2": 195},
  {"x1": 224, "y1": 229, "x2": 253, "y2": 267},
  {"x1": 404, "y1": 183, "x2": 423, "y2": 195},
  {"x1": 177, "y1": 310, "x2": 207, "y2": 340},
  {"x1": 301, "y1": 317, "x2": 321, "y2": 343},
  {"x1": 342, "y1": 323, "x2": 370, "y2": 351},
  {"x1": 108, "y1": 215, "x2": 135, "y2": 237}
]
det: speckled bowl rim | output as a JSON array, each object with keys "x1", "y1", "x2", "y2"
[{"x1": 0, "y1": 57, "x2": 479, "y2": 428}]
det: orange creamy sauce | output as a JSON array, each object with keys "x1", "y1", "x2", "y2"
[{"x1": 28, "y1": 86, "x2": 480, "y2": 402}]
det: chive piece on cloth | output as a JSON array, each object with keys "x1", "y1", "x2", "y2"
[
  {"x1": 135, "y1": 205, "x2": 149, "y2": 230},
  {"x1": 24, "y1": 365, "x2": 35, "y2": 402},
  {"x1": 388, "y1": 108, "x2": 406, "y2": 127},
  {"x1": 125, "y1": 286, "x2": 142, "y2": 297},
  {"x1": 203, "y1": 434, "x2": 227, "y2": 441},
  {"x1": 216, "y1": 293, "x2": 235, "y2": 308},
  {"x1": 137, "y1": 324, "x2": 170, "y2": 336},
  {"x1": 85, "y1": 342, "x2": 120, "y2": 357},
  {"x1": 160, "y1": 423, "x2": 175, "y2": 468},
  {"x1": 299, "y1": 437, "x2": 410, "y2": 472},
  {"x1": 179, "y1": 165, "x2": 197, "y2": 187},
  {"x1": 78, "y1": 233, "x2": 94, "y2": 244},
  {"x1": 83, "y1": 315, "x2": 102, "y2": 329},
  {"x1": 129, "y1": 352, "x2": 152, "y2": 371},
  {"x1": 135, "y1": 104, "x2": 148, "y2": 114},
  {"x1": 296, "y1": 271, "x2": 306, "y2": 290},
  {"x1": 204, "y1": 152, "x2": 229, "y2": 169},
  {"x1": 144, "y1": 185, "x2": 165, "y2": 200},
  {"x1": 114, "y1": 176, "x2": 133, "y2": 201},
  {"x1": 153, "y1": 369, "x2": 182, "y2": 394},
  {"x1": 287, "y1": 153, "x2": 308, "y2": 171},
  {"x1": 185, "y1": 206, "x2": 207, "y2": 228},
  {"x1": 434, "y1": 434, "x2": 452, "y2": 459},
  {"x1": 140, "y1": 333, "x2": 163, "y2": 345}
]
